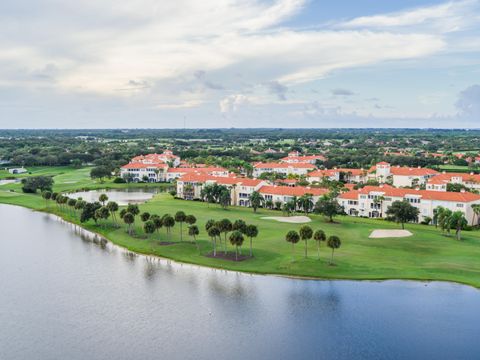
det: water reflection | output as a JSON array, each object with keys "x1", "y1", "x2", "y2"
[{"x1": 1, "y1": 204, "x2": 480, "y2": 360}]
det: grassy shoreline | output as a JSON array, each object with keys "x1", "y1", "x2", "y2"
[{"x1": 1, "y1": 166, "x2": 480, "y2": 288}]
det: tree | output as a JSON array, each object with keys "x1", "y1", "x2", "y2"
[
  {"x1": 42, "y1": 190, "x2": 52, "y2": 207},
  {"x1": 175, "y1": 211, "x2": 187, "y2": 241},
  {"x1": 123, "y1": 212, "x2": 135, "y2": 235},
  {"x1": 67, "y1": 198, "x2": 77, "y2": 216},
  {"x1": 217, "y1": 218, "x2": 232, "y2": 253},
  {"x1": 150, "y1": 214, "x2": 163, "y2": 234},
  {"x1": 90, "y1": 166, "x2": 111, "y2": 182},
  {"x1": 299, "y1": 194, "x2": 314, "y2": 215},
  {"x1": 106, "y1": 201, "x2": 119, "y2": 224},
  {"x1": 229, "y1": 231, "x2": 245, "y2": 261},
  {"x1": 95, "y1": 206, "x2": 110, "y2": 227},
  {"x1": 218, "y1": 187, "x2": 231, "y2": 209},
  {"x1": 244, "y1": 224, "x2": 258, "y2": 257},
  {"x1": 274, "y1": 201, "x2": 282, "y2": 210},
  {"x1": 205, "y1": 219, "x2": 216, "y2": 232},
  {"x1": 327, "y1": 235, "x2": 341, "y2": 265},
  {"x1": 185, "y1": 214, "x2": 197, "y2": 226},
  {"x1": 80, "y1": 202, "x2": 101, "y2": 224},
  {"x1": 99, "y1": 193, "x2": 108, "y2": 206},
  {"x1": 315, "y1": 195, "x2": 344, "y2": 222},
  {"x1": 119, "y1": 209, "x2": 127, "y2": 219},
  {"x1": 471, "y1": 204, "x2": 480, "y2": 226},
  {"x1": 313, "y1": 229, "x2": 326, "y2": 260},
  {"x1": 249, "y1": 191, "x2": 264, "y2": 212},
  {"x1": 448, "y1": 211, "x2": 468, "y2": 240},
  {"x1": 144, "y1": 220, "x2": 156, "y2": 238},
  {"x1": 188, "y1": 225, "x2": 200, "y2": 251},
  {"x1": 285, "y1": 230, "x2": 300, "y2": 261},
  {"x1": 385, "y1": 200, "x2": 420, "y2": 229},
  {"x1": 438, "y1": 208, "x2": 453, "y2": 236},
  {"x1": 299, "y1": 225, "x2": 313, "y2": 258},
  {"x1": 232, "y1": 219, "x2": 247, "y2": 233},
  {"x1": 433, "y1": 206, "x2": 444, "y2": 228},
  {"x1": 21, "y1": 176, "x2": 53, "y2": 193},
  {"x1": 127, "y1": 204, "x2": 140, "y2": 218},
  {"x1": 140, "y1": 212, "x2": 151, "y2": 222},
  {"x1": 162, "y1": 215, "x2": 175, "y2": 237},
  {"x1": 208, "y1": 226, "x2": 220, "y2": 256},
  {"x1": 74, "y1": 200, "x2": 86, "y2": 215}
]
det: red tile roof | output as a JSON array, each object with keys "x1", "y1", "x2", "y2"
[
  {"x1": 254, "y1": 162, "x2": 316, "y2": 169},
  {"x1": 280, "y1": 155, "x2": 326, "y2": 162},
  {"x1": 167, "y1": 167, "x2": 227, "y2": 174},
  {"x1": 427, "y1": 173, "x2": 480, "y2": 184},
  {"x1": 389, "y1": 166, "x2": 438, "y2": 177},
  {"x1": 178, "y1": 174, "x2": 263, "y2": 187},
  {"x1": 259, "y1": 185, "x2": 329, "y2": 197},
  {"x1": 121, "y1": 163, "x2": 167, "y2": 169}
]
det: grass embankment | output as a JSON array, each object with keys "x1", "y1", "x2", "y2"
[
  {"x1": 1, "y1": 166, "x2": 480, "y2": 288},
  {"x1": 0, "y1": 168, "x2": 480, "y2": 287}
]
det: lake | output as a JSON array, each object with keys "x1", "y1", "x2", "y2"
[
  {"x1": 1, "y1": 204, "x2": 479, "y2": 360},
  {"x1": 66, "y1": 188, "x2": 165, "y2": 205}
]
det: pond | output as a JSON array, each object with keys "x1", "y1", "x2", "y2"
[
  {"x1": 66, "y1": 188, "x2": 166, "y2": 205},
  {"x1": 1, "y1": 204, "x2": 479, "y2": 360}
]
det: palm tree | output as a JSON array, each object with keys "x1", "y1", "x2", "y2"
[
  {"x1": 205, "y1": 219, "x2": 216, "y2": 232},
  {"x1": 127, "y1": 204, "x2": 140, "y2": 219},
  {"x1": 150, "y1": 214, "x2": 163, "y2": 235},
  {"x1": 448, "y1": 211, "x2": 468, "y2": 240},
  {"x1": 299, "y1": 225, "x2": 313, "y2": 258},
  {"x1": 188, "y1": 225, "x2": 200, "y2": 251},
  {"x1": 229, "y1": 231, "x2": 244, "y2": 261},
  {"x1": 99, "y1": 193, "x2": 108, "y2": 206},
  {"x1": 471, "y1": 204, "x2": 480, "y2": 226},
  {"x1": 67, "y1": 198, "x2": 77, "y2": 217},
  {"x1": 106, "y1": 201, "x2": 119, "y2": 224},
  {"x1": 285, "y1": 230, "x2": 300, "y2": 261},
  {"x1": 185, "y1": 214, "x2": 197, "y2": 226},
  {"x1": 123, "y1": 212, "x2": 135, "y2": 235},
  {"x1": 162, "y1": 215, "x2": 175, "y2": 238},
  {"x1": 217, "y1": 218, "x2": 232, "y2": 253},
  {"x1": 291, "y1": 196, "x2": 298, "y2": 213},
  {"x1": 265, "y1": 200, "x2": 274, "y2": 210},
  {"x1": 140, "y1": 212, "x2": 151, "y2": 222},
  {"x1": 244, "y1": 224, "x2": 258, "y2": 257},
  {"x1": 299, "y1": 194, "x2": 314, "y2": 215},
  {"x1": 207, "y1": 226, "x2": 220, "y2": 256},
  {"x1": 313, "y1": 229, "x2": 326, "y2": 260},
  {"x1": 433, "y1": 206, "x2": 444, "y2": 228},
  {"x1": 327, "y1": 235, "x2": 341, "y2": 265},
  {"x1": 42, "y1": 191, "x2": 52, "y2": 208},
  {"x1": 249, "y1": 191, "x2": 264, "y2": 212},
  {"x1": 175, "y1": 211, "x2": 187, "y2": 241},
  {"x1": 232, "y1": 219, "x2": 247, "y2": 233},
  {"x1": 144, "y1": 220, "x2": 156, "y2": 238},
  {"x1": 439, "y1": 208, "x2": 453, "y2": 236}
]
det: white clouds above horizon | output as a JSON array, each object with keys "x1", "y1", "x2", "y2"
[{"x1": 0, "y1": 0, "x2": 480, "y2": 128}]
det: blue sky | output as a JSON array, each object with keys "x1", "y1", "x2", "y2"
[{"x1": 0, "y1": 0, "x2": 479, "y2": 128}]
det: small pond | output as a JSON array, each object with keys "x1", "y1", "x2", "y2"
[{"x1": 66, "y1": 188, "x2": 167, "y2": 205}]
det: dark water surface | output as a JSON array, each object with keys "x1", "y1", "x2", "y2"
[{"x1": 1, "y1": 204, "x2": 479, "y2": 360}]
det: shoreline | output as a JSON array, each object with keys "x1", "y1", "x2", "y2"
[{"x1": 3, "y1": 202, "x2": 479, "y2": 291}]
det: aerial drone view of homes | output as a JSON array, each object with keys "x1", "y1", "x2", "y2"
[{"x1": 120, "y1": 149, "x2": 480, "y2": 226}]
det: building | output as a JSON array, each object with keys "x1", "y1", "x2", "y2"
[
  {"x1": 120, "y1": 150, "x2": 181, "y2": 182},
  {"x1": 307, "y1": 168, "x2": 368, "y2": 184},
  {"x1": 176, "y1": 173, "x2": 267, "y2": 206},
  {"x1": 7, "y1": 167, "x2": 27, "y2": 174},
  {"x1": 130, "y1": 150, "x2": 180, "y2": 167},
  {"x1": 165, "y1": 167, "x2": 229, "y2": 182},
  {"x1": 258, "y1": 185, "x2": 329, "y2": 207},
  {"x1": 338, "y1": 185, "x2": 480, "y2": 224},
  {"x1": 280, "y1": 151, "x2": 326, "y2": 164},
  {"x1": 252, "y1": 162, "x2": 315, "y2": 178},
  {"x1": 426, "y1": 172, "x2": 480, "y2": 192},
  {"x1": 370, "y1": 162, "x2": 439, "y2": 187}
]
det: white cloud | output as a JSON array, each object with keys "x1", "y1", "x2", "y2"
[{"x1": 219, "y1": 94, "x2": 249, "y2": 113}]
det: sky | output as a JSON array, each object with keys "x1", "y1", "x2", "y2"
[{"x1": 1, "y1": 0, "x2": 480, "y2": 129}]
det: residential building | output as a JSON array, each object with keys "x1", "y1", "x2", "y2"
[
  {"x1": 426, "y1": 172, "x2": 480, "y2": 192},
  {"x1": 166, "y1": 167, "x2": 229, "y2": 182},
  {"x1": 280, "y1": 151, "x2": 326, "y2": 164},
  {"x1": 370, "y1": 162, "x2": 439, "y2": 187},
  {"x1": 258, "y1": 185, "x2": 329, "y2": 207},
  {"x1": 252, "y1": 162, "x2": 315, "y2": 178},
  {"x1": 338, "y1": 185, "x2": 480, "y2": 224},
  {"x1": 307, "y1": 168, "x2": 367, "y2": 184},
  {"x1": 120, "y1": 150, "x2": 181, "y2": 182}
]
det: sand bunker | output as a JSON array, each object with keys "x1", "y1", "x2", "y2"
[
  {"x1": 261, "y1": 216, "x2": 311, "y2": 224},
  {"x1": 369, "y1": 229, "x2": 413, "y2": 238}
]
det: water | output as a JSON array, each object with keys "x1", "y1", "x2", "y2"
[
  {"x1": 66, "y1": 188, "x2": 165, "y2": 205},
  {"x1": 0, "y1": 204, "x2": 479, "y2": 360}
]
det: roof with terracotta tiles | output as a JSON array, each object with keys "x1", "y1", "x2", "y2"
[
  {"x1": 254, "y1": 162, "x2": 316, "y2": 169},
  {"x1": 121, "y1": 163, "x2": 167, "y2": 169},
  {"x1": 427, "y1": 172, "x2": 480, "y2": 184}
]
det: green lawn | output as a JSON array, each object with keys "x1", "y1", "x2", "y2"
[
  {"x1": 437, "y1": 165, "x2": 477, "y2": 173},
  {"x1": 2, "y1": 179, "x2": 480, "y2": 288}
]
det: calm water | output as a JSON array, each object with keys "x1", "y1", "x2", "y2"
[
  {"x1": 66, "y1": 188, "x2": 164, "y2": 205},
  {"x1": 1, "y1": 204, "x2": 479, "y2": 360}
]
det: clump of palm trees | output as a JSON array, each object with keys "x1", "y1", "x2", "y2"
[
  {"x1": 205, "y1": 218, "x2": 259, "y2": 260},
  {"x1": 433, "y1": 206, "x2": 469, "y2": 240},
  {"x1": 285, "y1": 225, "x2": 341, "y2": 265}
]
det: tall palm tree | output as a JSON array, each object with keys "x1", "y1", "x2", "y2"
[
  {"x1": 106, "y1": 201, "x2": 119, "y2": 224},
  {"x1": 448, "y1": 211, "x2": 468, "y2": 240},
  {"x1": 299, "y1": 225, "x2": 313, "y2": 258},
  {"x1": 207, "y1": 226, "x2": 220, "y2": 256},
  {"x1": 438, "y1": 208, "x2": 453, "y2": 236},
  {"x1": 175, "y1": 211, "x2": 187, "y2": 241},
  {"x1": 244, "y1": 224, "x2": 258, "y2": 257},
  {"x1": 285, "y1": 230, "x2": 300, "y2": 261},
  {"x1": 188, "y1": 225, "x2": 200, "y2": 251},
  {"x1": 313, "y1": 229, "x2": 326, "y2": 260},
  {"x1": 123, "y1": 212, "x2": 135, "y2": 235},
  {"x1": 99, "y1": 193, "x2": 108, "y2": 206},
  {"x1": 248, "y1": 191, "x2": 264, "y2": 213},
  {"x1": 327, "y1": 235, "x2": 341, "y2": 265},
  {"x1": 229, "y1": 231, "x2": 244, "y2": 261},
  {"x1": 299, "y1": 194, "x2": 314, "y2": 215}
]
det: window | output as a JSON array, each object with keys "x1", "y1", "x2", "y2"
[{"x1": 457, "y1": 203, "x2": 464, "y2": 208}]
